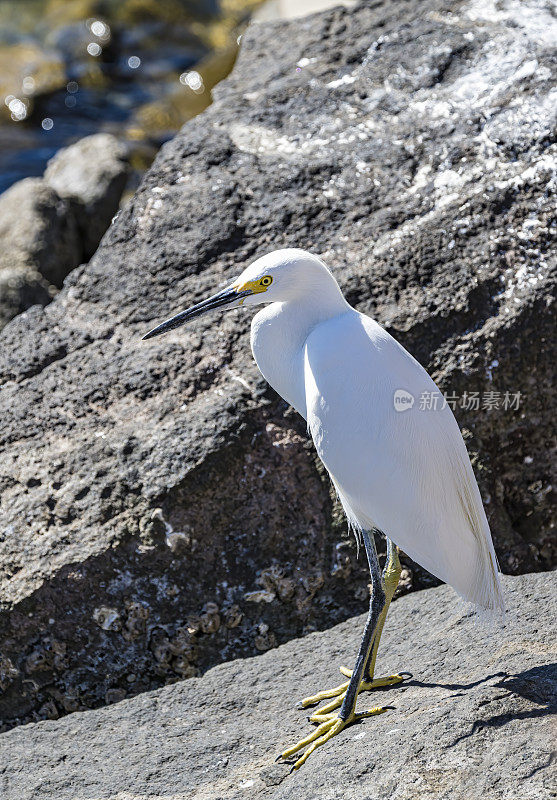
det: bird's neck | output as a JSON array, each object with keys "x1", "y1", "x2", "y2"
[
  {"x1": 262, "y1": 291, "x2": 350, "y2": 348},
  {"x1": 284, "y1": 276, "x2": 352, "y2": 336},
  {"x1": 250, "y1": 290, "x2": 351, "y2": 418}
]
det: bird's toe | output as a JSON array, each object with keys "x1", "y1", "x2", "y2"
[{"x1": 279, "y1": 705, "x2": 390, "y2": 770}]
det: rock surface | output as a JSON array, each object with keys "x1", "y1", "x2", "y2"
[
  {"x1": 0, "y1": 0, "x2": 555, "y2": 729},
  {"x1": 44, "y1": 134, "x2": 130, "y2": 259},
  {"x1": 0, "y1": 134, "x2": 129, "y2": 328},
  {"x1": 0, "y1": 571, "x2": 555, "y2": 800},
  {"x1": 0, "y1": 177, "x2": 81, "y2": 287}
]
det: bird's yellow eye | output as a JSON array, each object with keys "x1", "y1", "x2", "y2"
[{"x1": 259, "y1": 276, "x2": 272, "y2": 287}]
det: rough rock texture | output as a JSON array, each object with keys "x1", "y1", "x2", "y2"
[
  {"x1": 0, "y1": 0, "x2": 555, "y2": 729},
  {"x1": 0, "y1": 178, "x2": 81, "y2": 287},
  {"x1": 0, "y1": 134, "x2": 129, "y2": 328},
  {"x1": 44, "y1": 134, "x2": 130, "y2": 259},
  {"x1": 0, "y1": 572, "x2": 555, "y2": 800}
]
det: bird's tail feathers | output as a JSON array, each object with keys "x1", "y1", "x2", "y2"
[
  {"x1": 465, "y1": 547, "x2": 506, "y2": 618},
  {"x1": 331, "y1": 456, "x2": 506, "y2": 619},
  {"x1": 453, "y1": 458, "x2": 506, "y2": 617}
]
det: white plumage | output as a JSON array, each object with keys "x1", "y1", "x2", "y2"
[{"x1": 248, "y1": 249, "x2": 504, "y2": 612}]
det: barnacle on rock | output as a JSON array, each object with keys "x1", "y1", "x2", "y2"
[
  {"x1": 396, "y1": 567, "x2": 413, "y2": 597},
  {"x1": 25, "y1": 647, "x2": 50, "y2": 673},
  {"x1": 200, "y1": 602, "x2": 220, "y2": 634},
  {"x1": 257, "y1": 564, "x2": 296, "y2": 602},
  {"x1": 61, "y1": 695, "x2": 81, "y2": 713},
  {"x1": 258, "y1": 565, "x2": 284, "y2": 592},
  {"x1": 223, "y1": 604, "x2": 243, "y2": 628},
  {"x1": 302, "y1": 570, "x2": 325, "y2": 596},
  {"x1": 150, "y1": 630, "x2": 173, "y2": 664},
  {"x1": 354, "y1": 584, "x2": 369, "y2": 602},
  {"x1": 48, "y1": 687, "x2": 82, "y2": 714},
  {"x1": 243, "y1": 589, "x2": 276, "y2": 603},
  {"x1": 25, "y1": 639, "x2": 67, "y2": 673},
  {"x1": 166, "y1": 531, "x2": 192, "y2": 554},
  {"x1": 295, "y1": 593, "x2": 313, "y2": 616},
  {"x1": 185, "y1": 613, "x2": 202, "y2": 635},
  {"x1": 276, "y1": 577, "x2": 296, "y2": 602},
  {"x1": 93, "y1": 606, "x2": 121, "y2": 631},
  {"x1": 331, "y1": 542, "x2": 352, "y2": 579},
  {"x1": 170, "y1": 627, "x2": 198, "y2": 663},
  {"x1": 122, "y1": 602, "x2": 149, "y2": 641},
  {"x1": 0, "y1": 655, "x2": 18, "y2": 691},
  {"x1": 254, "y1": 623, "x2": 277, "y2": 652}
]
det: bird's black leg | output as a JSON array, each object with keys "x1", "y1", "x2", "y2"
[
  {"x1": 297, "y1": 533, "x2": 405, "y2": 719},
  {"x1": 280, "y1": 530, "x2": 391, "y2": 769},
  {"x1": 338, "y1": 529, "x2": 385, "y2": 719},
  {"x1": 338, "y1": 535, "x2": 406, "y2": 688}
]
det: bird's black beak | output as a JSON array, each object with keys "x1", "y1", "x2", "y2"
[{"x1": 142, "y1": 286, "x2": 251, "y2": 340}]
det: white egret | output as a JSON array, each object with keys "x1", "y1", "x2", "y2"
[{"x1": 143, "y1": 248, "x2": 504, "y2": 770}]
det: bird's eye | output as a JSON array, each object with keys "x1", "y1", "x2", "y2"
[{"x1": 260, "y1": 276, "x2": 272, "y2": 287}]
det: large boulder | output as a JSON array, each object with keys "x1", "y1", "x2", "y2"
[
  {"x1": 0, "y1": 178, "x2": 80, "y2": 287},
  {"x1": 0, "y1": 571, "x2": 554, "y2": 799},
  {"x1": 0, "y1": 0, "x2": 554, "y2": 731},
  {"x1": 0, "y1": 134, "x2": 129, "y2": 329},
  {"x1": 44, "y1": 133, "x2": 130, "y2": 259}
]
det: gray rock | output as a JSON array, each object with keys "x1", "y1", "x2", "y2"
[
  {"x1": 0, "y1": 135, "x2": 129, "y2": 330},
  {"x1": 0, "y1": 571, "x2": 554, "y2": 800},
  {"x1": 44, "y1": 133, "x2": 129, "y2": 258},
  {"x1": 0, "y1": 0, "x2": 555, "y2": 731},
  {"x1": 0, "y1": 267, "x2": 54, "y2": 329},
  {"x1": 0, "y1": 177, "x2": 80, "y2": 287}
]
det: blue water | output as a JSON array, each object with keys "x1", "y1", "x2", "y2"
[{"x1": 0, "y1": 0, "x2": 241, "y2": 194}]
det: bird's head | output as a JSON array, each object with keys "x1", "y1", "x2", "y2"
[{"x1": 142, "y1": 248, "x2": 340, "y2": 340}]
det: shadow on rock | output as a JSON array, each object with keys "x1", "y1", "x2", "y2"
[{"x1": 449, "y1": 663, "x2": 557, "y2": 745}]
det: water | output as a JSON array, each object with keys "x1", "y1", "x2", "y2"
[{"x1": 0, "y1": 0, "x2": 262, "y2": 195}]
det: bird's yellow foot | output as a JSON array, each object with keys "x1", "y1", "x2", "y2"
[
  {"x1": 279, "y1": 706, "x2": 388, "y2": 770},
  {"x1": 298, "y1": 666, "x2": 408, "y2": 721}
]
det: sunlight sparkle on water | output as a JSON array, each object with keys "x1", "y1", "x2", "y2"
[
  {"x1": 180, "y1": 71, "x2": 204, "y2": 93},
  {"x1": 90, "y1": 20, "x2": 109, "y2": 38},
  {"x1": 22, "y1": 77, "x2": 35, "y2": 95},
  {"x1": 9, "y1": 98, "x2": 27, "y2": 121}
]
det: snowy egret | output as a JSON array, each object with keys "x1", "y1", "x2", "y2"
[{"x1": 143, "y1": 248, "x2": 504, "y2": 769}]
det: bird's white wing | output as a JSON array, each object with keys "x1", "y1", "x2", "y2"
[{"x1": 304, "y1": 310, "x2": 504, "y2": 612}]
